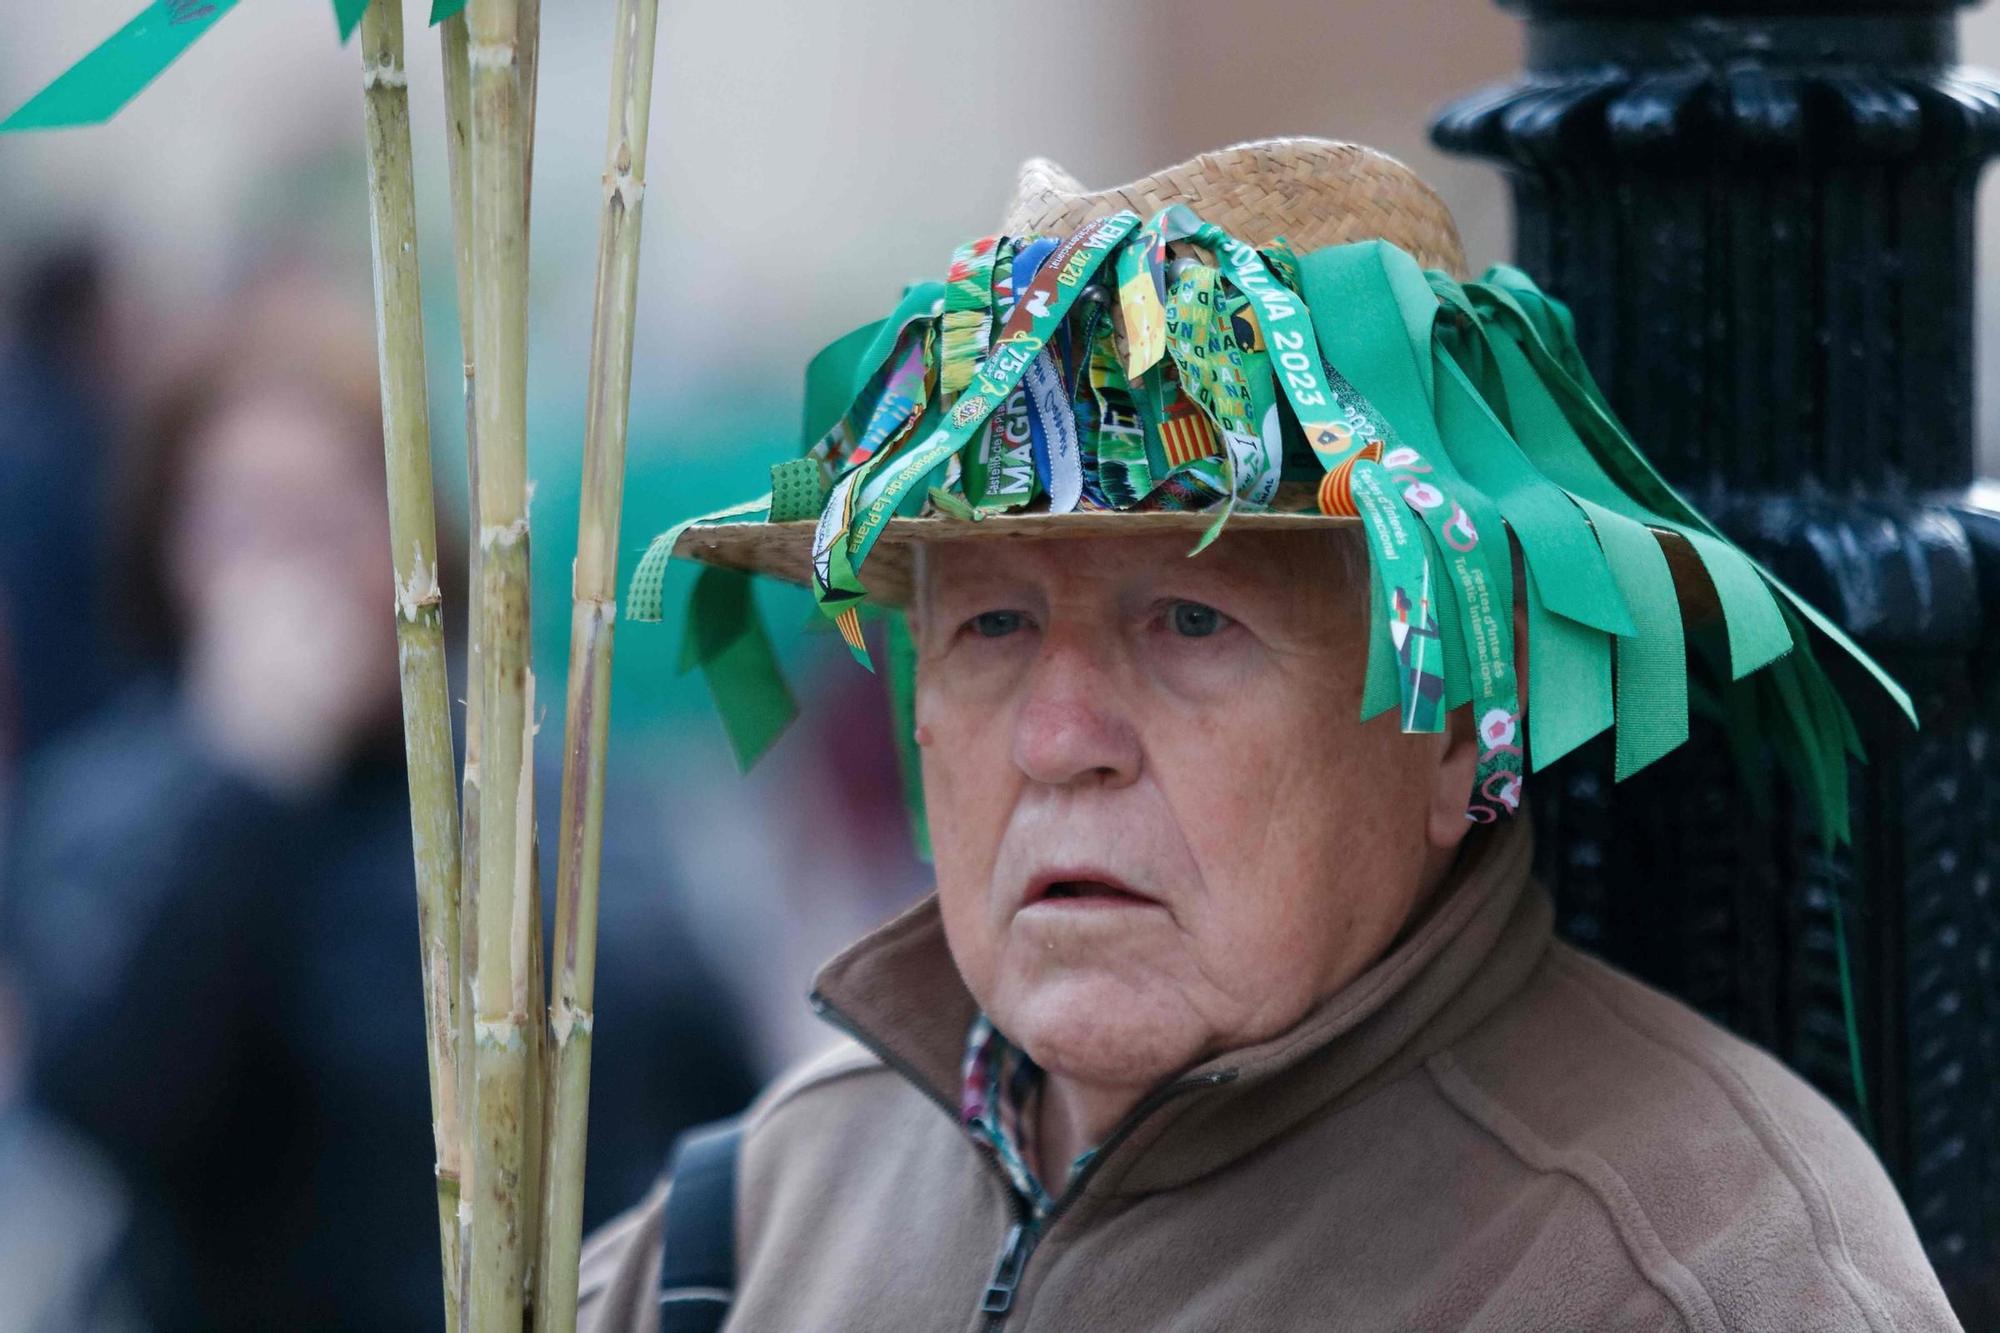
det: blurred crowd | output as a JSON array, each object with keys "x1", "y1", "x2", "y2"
[{"x1": 0, "y1": 235, "x2": 929, "y2": 1330}]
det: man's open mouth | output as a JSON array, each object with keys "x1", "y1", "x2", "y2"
[{"x1": 1026, "y1": 873, "x2": 1159, "y2": 907}]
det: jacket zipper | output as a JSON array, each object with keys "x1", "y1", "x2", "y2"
[
  {"x1": 979, "y1": 1218, "x2": 1035, "y2": 1322},
  {"x1": 811, "y1": 992, "x2": 1238, "y2": 1330},
  {"x1": 979, "y1": 1069, "x2": 1235, "y2": 1329}
]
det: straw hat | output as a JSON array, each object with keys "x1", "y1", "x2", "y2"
[
  {"x1": 633, "y1": 136, "x2": 1909, "y2": 844},
  {"x1": 1002, "y1": 140, "x2": 1467, "y2": 278},
  {"x1": 661, "y1": 138, "x2": 1713, "y2": 608}
]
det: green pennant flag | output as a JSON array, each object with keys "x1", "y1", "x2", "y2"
[
  {"x1": 2, "y1": 0, "x2": 243, "y2": 133},
  {"x1": 678, "y1": 566, "x2": 799, "y2": 771},
  {"x1": 334, "y1": 0, "x2": 372, "y2": 41},
  {"x1": 431, "y1": 0, "x2": 469, "y2": 23}
]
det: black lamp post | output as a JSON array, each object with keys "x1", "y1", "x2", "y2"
[{"x1": 1433, "y1": 1, "x2": 2000, "y2": 1319}]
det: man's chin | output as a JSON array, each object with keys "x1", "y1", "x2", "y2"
[{"x1": 989, "y1": 968, "x2": 1206, "y2": 1094}]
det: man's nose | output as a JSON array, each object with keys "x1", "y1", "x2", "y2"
[{"x1": 1011, "y1": 625, "x2": 1142, "y2": 789}]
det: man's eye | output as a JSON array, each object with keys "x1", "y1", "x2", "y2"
[
  {"x1": 967, "y1": 610, "x2": 1026, "y2": 639},
  {"x1": 1168, "y1": 601, "x2": 1228, "y2": 638}
]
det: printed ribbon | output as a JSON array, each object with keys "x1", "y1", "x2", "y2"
[
  {"x1": 941, "y1": 235, "x2": 1001, "y2": 397},
  {"x1": 1164, "y1": 263, "x2": 1280, "y2": 510},
  {"x1": 1090, "y1": 320, "x2": 1151, "y2": 507},
  {"x1": 1011, "y1": 239, "x2": 1084, "y2": 513},
  {"x1": 810, "y1": 211, "x2": 1142, "y2": 662},
  {"x1": 848, "y1": 329, "x2": 933, "y2": 467},
  {"x1": 1061, "y1": 288, "x2": 1114, "y2": 509},
  {"x1": 1294, "y1": 240, "x2": 1523, "y2": 810},
  {"x1": 1115, "y1": 206, "x2": 1451, "y2": 732},
  {"x1": 805, "y1": 283, "x2": 944, "y2": 475},
  {"x1": 969, "y1": 240, "x2": 1038, "y2": 513}
]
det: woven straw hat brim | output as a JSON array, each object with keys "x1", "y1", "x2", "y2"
[
  {"x1": 674, "y1": 510, "x2": 1342, "y2": 606},
  {"x1": 670, "y1": 510, "x2": 1723, "y2": 620}
]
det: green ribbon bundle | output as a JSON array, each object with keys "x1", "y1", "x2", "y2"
[{"x1": 628, "y1": 217, "x2": 1914, "y2": 861}]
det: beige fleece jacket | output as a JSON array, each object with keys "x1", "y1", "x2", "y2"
[{"x1": 580, "y1": 813, "x2": 1961, "y2": 1331}]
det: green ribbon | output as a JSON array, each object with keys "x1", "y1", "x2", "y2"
[
  {"x1": 1469, "y1": 270, "x2": 1900, "y2": 837},
  {"x1": 333, "y1": 0, "x2": 371, "y2": 39},
  {"x1": 1427, "y1": 290, "x2": 1627, "y2": 768},
  {"x1": 1472, "y1": 323, "x2": 1691, "y2": 778},
  {"x1": 1589, "y1": 493, "x2": 1690, "y2": 779},
  {"x1": 1296, "y1": 241, "x2": 1522, "y2": 808},
  {"x1": 1519, "y1": 554, "x2": 1615, "y2": 768},
  {"x1": 1477, "y1": 282, "x2": 1794, "y2": 685},
  {"x1": 1428, "y1": 281, "x2": 1636, "y2": 635},
  {"x1": 1090, "y1": 320, "x2": 1151, "y2": 507},
  {"x1": 1472, "y1": 278, "x2": 1905, "y2": 817},
  {"x1": 801, "y1": 317, "x2": 887, "y2": 451},
  {"x1": 1830, "y1": 882, "x2": 1874, "y2": 1142},
  {"x1": 628, "y1": 493, "x2": 772, "y2": 624},
  {"x1": 886, "y1": 613, "x2": 931, "y2": 860},
  {"x1": 3, "y1": 0, "x2": 245, "y2": 133},
  {"x1": 678, "y1": 566, "x2": 798, "y2": 771},
  {"x1": 432, "y1": 0, "x2": 469, "y2": 24},
  {"x1": 806, "y1": 284, "x2": 944, "y2": 472},
  {"x1": 2, "y1": 0, "x2": 426, "y2": 134},
  {"x1": 769, "y1": 459, "x2": 829, "y2": 523}
]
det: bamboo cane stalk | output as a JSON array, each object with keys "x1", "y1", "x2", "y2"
[
  {"x1": 357, "y1": 7, "x2": 464, "y2": 1329},
  {"x1": 512, "y1": 4, "x2": 547, "y2": 1312},
  {"x1": 439, "y1": 13, "x2": 482, "y2": 1326},
  {"x1": 465, "y1": 0, "x2": 536, "y2": 1325},
  {"x1": 520, "y1": 0, "x2": 540, "y2": 239},
  {"x1": 534, "y1": 0, "x2": 663, "y2": 1326}
]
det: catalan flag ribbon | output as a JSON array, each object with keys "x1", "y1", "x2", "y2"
[{"x1": 1157, "y1": 394, "x2": 1218, "y2": 470}]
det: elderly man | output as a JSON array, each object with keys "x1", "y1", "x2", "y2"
[{"x1": 581, "y1": 142, "x2": 1961, "y2": 1331}]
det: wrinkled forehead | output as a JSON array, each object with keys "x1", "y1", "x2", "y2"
[{"x1": 913, "y1": 527, "x2": 1366, "y2": 611}]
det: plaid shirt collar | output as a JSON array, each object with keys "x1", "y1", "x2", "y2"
[{"x1": 959, "y1": 1015, "x2": 1098, "y2": 1224}]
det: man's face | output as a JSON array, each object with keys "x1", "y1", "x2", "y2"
[{"x1": 915, "y1": 529, "x2": 1476, "y2": 1095}]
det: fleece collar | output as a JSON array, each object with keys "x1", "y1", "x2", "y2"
[{"x1": 809, "y1": 807, "x2": 1551, "y2": 1198}]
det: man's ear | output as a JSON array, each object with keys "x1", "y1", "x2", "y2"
[{"x1": 1426, "y1": 703, "x2": 1481, "y2": 853}]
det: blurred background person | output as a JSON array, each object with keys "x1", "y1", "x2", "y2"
[
  {"x1": 0, "y1": 608, "x2": 137, "y2": 1333},
  {"x1": 0, "y1": 242, "x2": 125, "y2": 765},
  {"x1": 0, "y1": 266, "x2": 756, "y2": 1331}
]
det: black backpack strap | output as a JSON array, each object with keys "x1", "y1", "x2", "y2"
[{"x1": 656, "y1": 1116, "x2": 744, "y2": 1333}]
